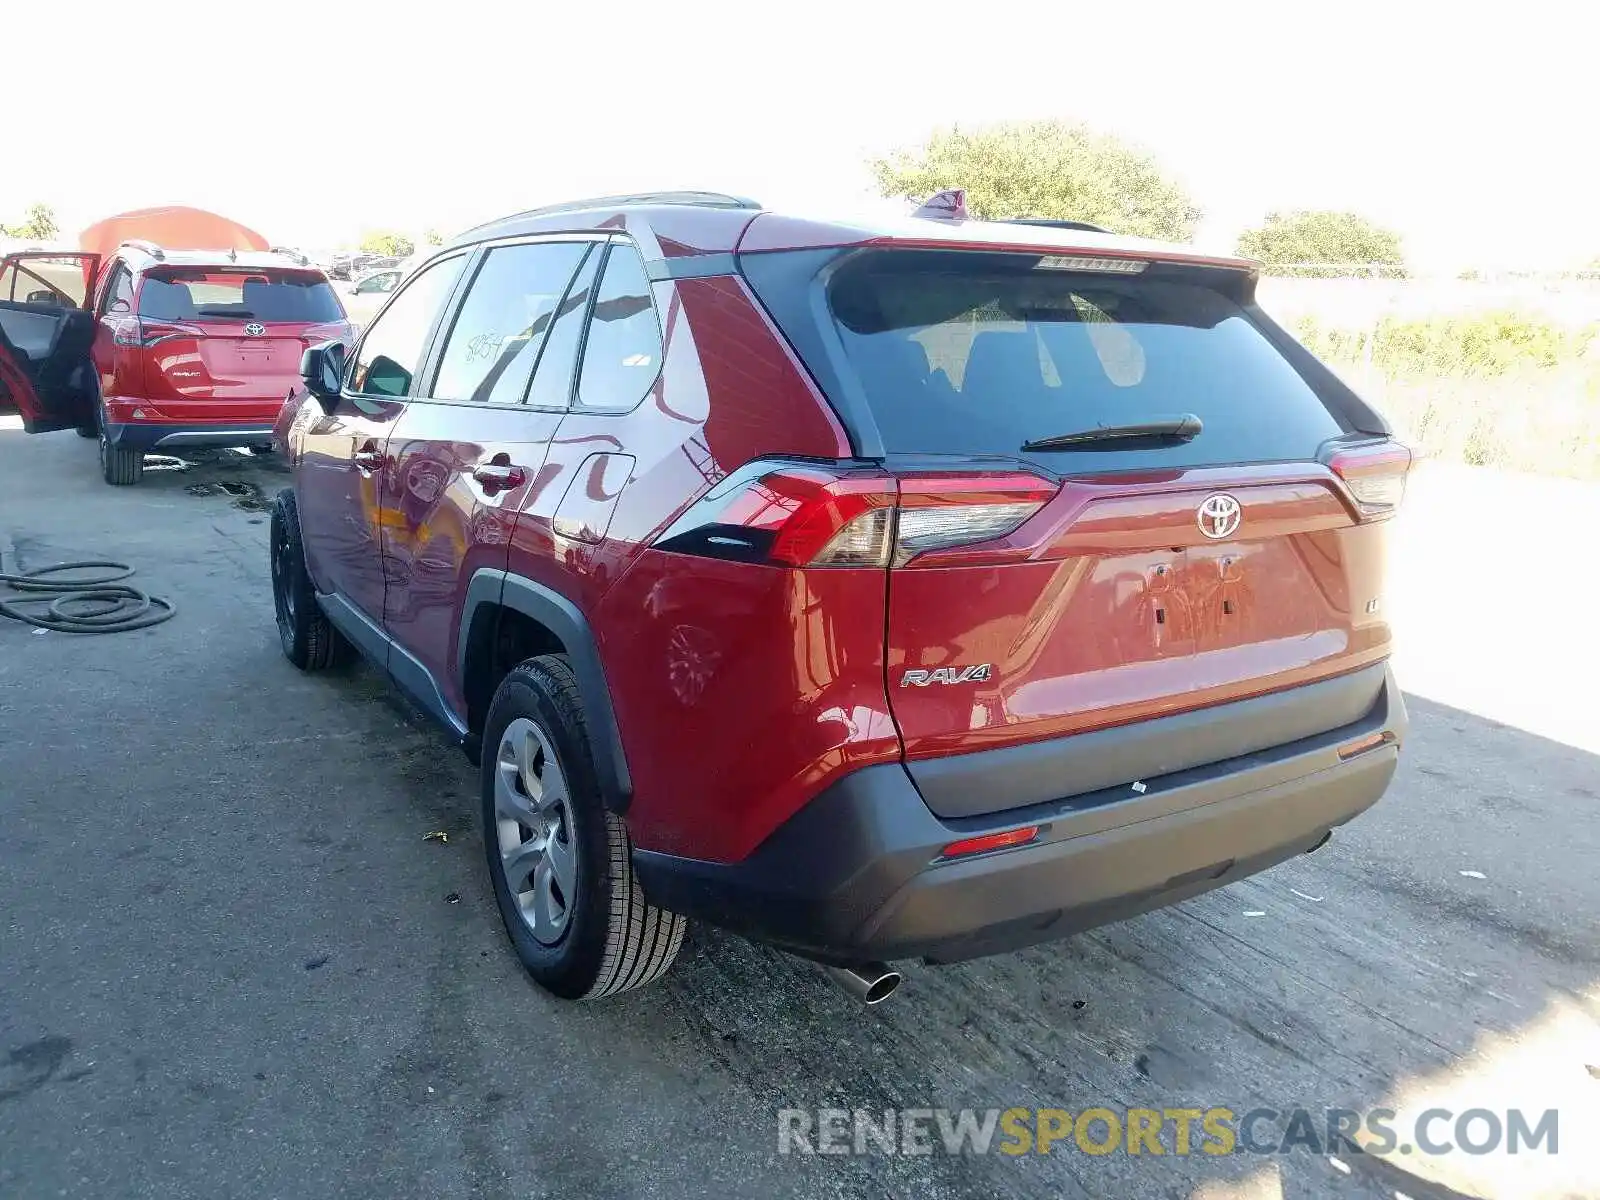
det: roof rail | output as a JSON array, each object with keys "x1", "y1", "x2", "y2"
[
  {"x1": 117, "y1": 239, "x2": 165, "y2": 260},
  {"x1": 1002, "y1": 217, "x2": 1112, "y2": 235},
  {"x1": 468, "y1": 191, "x2": 762, "y2": 233}
]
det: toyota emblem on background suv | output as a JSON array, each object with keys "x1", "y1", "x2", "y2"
[
  {"x1": 1197, "y1": 493, "x2": 1242, "y2": 539},
  {"x1": 243, "y1": 323, "x2": 267, "y2": 337}
]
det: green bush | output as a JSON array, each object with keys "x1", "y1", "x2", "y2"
[
  {"x1": 870, "y1": 120, "x2": 1201, "y2": 242},
  {"x1": 1238, "y1": 210, "x2": 1405, "y2": 273},
  {"x1": 1296, "y1": 311, "x2": 1595, "y2": 378},
  {"x1": 1295, "y1": 311, "x2": 1600, "y2": 479}
]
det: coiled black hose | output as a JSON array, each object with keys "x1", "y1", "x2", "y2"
[{"x1": 0, "y1": 556, "x2": 175, "y2": 633}]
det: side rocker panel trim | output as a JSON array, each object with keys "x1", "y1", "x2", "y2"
[{"x1": 318, "y1": 590, "x2": 468, "y2": 739}]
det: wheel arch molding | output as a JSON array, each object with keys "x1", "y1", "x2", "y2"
[{"x1": 459, "y1": 569, "x2": 634, "y2": 813}]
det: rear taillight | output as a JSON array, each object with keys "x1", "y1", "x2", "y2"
[
  {"x1": 894, "y1": 474, "x2": 1058, "y2": 566},
  {"x1": 112, "y1": 318, "x2": 200, "y2": 348},
  {"x1": 653, "y1": 461, "x2": 1056, "y2": 569},
  {"x1": 1327, "y1": 440, "x2": 1413, "y2": 519},
  {"x1": 302, "y1": 321, "x2": 355, "y2": 344}
]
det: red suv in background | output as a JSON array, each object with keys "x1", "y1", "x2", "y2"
[
  {"x1": 268, "y1": 191, "x2": 1409, "y2": 1003},
  {"x1": 0, "y1": 243, "x2": 351, "y2": 483}
]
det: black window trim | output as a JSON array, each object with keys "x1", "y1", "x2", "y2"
[{"x1": 401, "y1": 232, "x2": 610, "y2": 414}]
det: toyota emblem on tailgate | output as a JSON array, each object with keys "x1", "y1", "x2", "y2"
[
  {"x1": 1197, "y1": 493, "x2": 1242, "y2": 539},
  {"x1": 243, "y1": 322, "x2": 267, "y2": 337}
]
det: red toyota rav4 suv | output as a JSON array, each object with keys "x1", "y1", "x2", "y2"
[
  {"x1": 268, "y1": 192, "x2": 1408, "y2": 1003},
  {"x1": 0, "y1": 243, "x2": 351, "y2": 484}
]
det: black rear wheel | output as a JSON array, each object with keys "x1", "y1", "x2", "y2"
[
  {"x1": 269, "y1": 488, "x2": 351, "y2": 671},
  {"x1": 97, "y1": 405, "x2": 143, "y2": 486}
]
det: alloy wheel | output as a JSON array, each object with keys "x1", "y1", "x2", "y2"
[{"x1": 494, "y1": 717, "x2": 578, "y2": 945}]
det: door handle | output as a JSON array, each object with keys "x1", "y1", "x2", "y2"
[
  {"x1": 352, "y1": 448, "x2": 384, "y2": 471},
  {"x1": 472, "y1": 462, "x2": 528, "y2": 489}
]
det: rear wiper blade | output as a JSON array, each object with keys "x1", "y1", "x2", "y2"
[{"x1": 1022, "y1": 414, "x2": 1203, "y2": 452}]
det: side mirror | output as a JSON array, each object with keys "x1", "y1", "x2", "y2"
[{"x1": 300, "y1": 340, "x2": 348, "y2": 414}]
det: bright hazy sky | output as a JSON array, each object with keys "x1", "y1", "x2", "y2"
[{"x1": 7, "y1": 1, "x2": 1596, "y2": 268}]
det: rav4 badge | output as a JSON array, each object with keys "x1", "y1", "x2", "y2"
[{"x1": 900, "y1": 665, "x2": 993, "y2": 687}]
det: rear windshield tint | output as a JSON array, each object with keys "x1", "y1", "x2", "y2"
[
  {"x1": 824, "y1": 250, "x2": 1345, "y2": 468},
  {"x1": 139, "y1": 270, "x2": 344, "y2": 323}
]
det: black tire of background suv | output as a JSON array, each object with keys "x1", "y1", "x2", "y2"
[
  {"x1": 269, "y1": 488, "x2": 352, "y2": 672},
  {"x1": 97, "y1": 405, "x2": 143, "y2": 485},
  {"x1": 481, "y1": 655, "x2": 685, "y2": 999}
]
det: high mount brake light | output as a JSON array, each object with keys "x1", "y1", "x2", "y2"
[
  {"x1": 1327, "y1": 440, "x2": 1413, "y2": 518},
  {"x1": 652, "y1": 463, "x2": 1058, "y2": 569},
  {"x1": 1035, "y1": 255, "x2": 1147, "y2": 274}
]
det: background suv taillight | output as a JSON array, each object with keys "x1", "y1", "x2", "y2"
[
  {"x1": 301, "y1": 320, "x2": 355, "y2": 345},
  {"x1": 112, "y1": 317, "x2": 200, "y2": 348},
  {"x1": 653, "y1": 461, "x2": 1057, "y2": 568}
]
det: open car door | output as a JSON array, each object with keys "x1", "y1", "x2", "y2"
[{"x1": 0, "y1": 252, "x2": 101, "y2": 433}]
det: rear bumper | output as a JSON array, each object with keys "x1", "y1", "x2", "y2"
[
  {"x1": 105, "y1": 421, "x2": 277, "y2": 451},
  {"x1": 633, "y1": 666, "x2": 1406, "y2": 965}
]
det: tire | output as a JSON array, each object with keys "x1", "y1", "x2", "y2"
[
  {"x1": 97, "y1": 406, "x2": 143, "y2": 485},
  {"x1": 482, "y1": 655, "x2": 685, "y2": 999},
  {"x1": 76, "y1": 424, "x2": 97, "y2": 439},
  {"x1": 269, "y1": 488, "x2": 352, "y2": 672}
]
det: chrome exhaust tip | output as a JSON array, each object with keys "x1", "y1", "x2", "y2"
[{"x1": 822, "y1": 962, "x2": 902, "y2": 1005}]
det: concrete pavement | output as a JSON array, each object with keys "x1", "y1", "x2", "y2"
[{"x1": 1, "y1": 424, "x2": 1595, "y2": 1200}]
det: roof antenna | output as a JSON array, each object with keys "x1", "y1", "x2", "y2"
[
  {"x1": 228, "y1": 247, "x2": 237, "y2": 262},
  {"x1": 912, "y1": 188, "x2": 969, "y2": 220}
]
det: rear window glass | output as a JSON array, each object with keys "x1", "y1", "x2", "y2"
[
  {"x1": 826, "y1": 251, "x2": 1345, "y2": 468},
  {"x1": 139, "y1": 270, "x2": 344, "y2": 323}
]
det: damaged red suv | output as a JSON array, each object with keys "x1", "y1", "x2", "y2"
[
  {"x1": 268, "y1": 191, "x2": 1408, "y2": 1003},
  {"x1": 0, "y1": 243, "x2": 351, "y2": 483}
]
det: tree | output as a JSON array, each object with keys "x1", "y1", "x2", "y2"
[
  {"x1": 424, "y1": 228, "x2": 445, "y2": 247},
  {"x1": 0, "y1": 202, "x2": 60, "y2": 241},
  {"x1": 870, "y1": 120, "x2": 1201, "y2": 242},
  {"x1": 1235, "y1": 210, "x2": 1405, "y2": 274},
  {"x1": 360, "y1": 231, "x2": 415, "y2": 257}
]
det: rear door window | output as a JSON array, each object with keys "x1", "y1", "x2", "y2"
[
  {"x1": 0, "y1": 254, "x2": 96, "y2": 308},
  {"x1": 825, "y1": 250, "x2": 1346, "y2": 470},
  {"x1": 138, "y1": 270, "x2": 344, "y2": 323},
  {"x1": 430, "y1": 241, "x2": 590, "y2": 405},
  {"x1": 350, "y1": 255, "x2": 466, "y2": 397}
]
